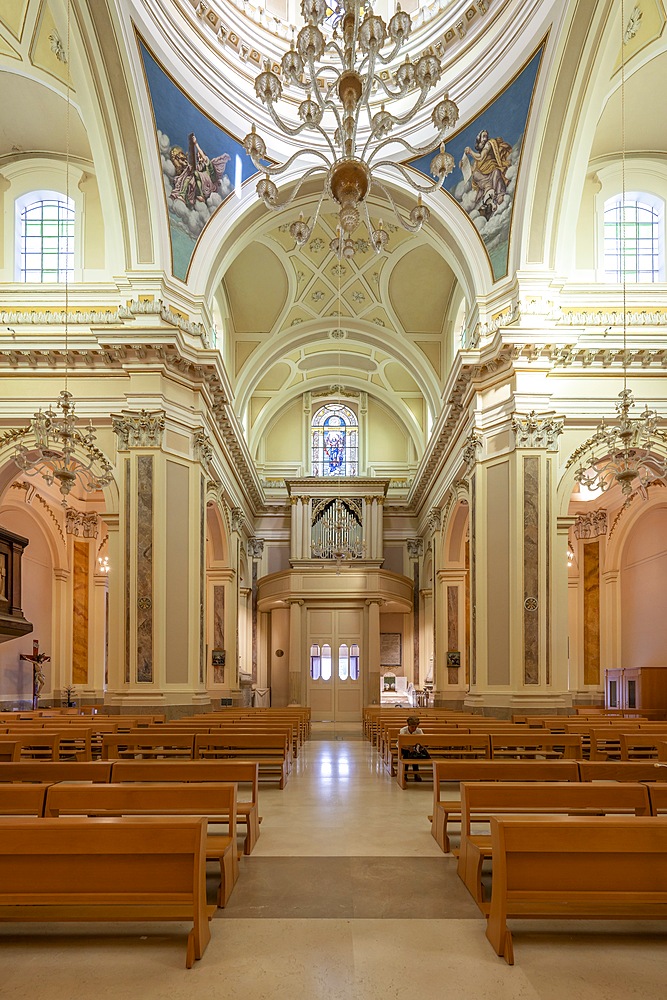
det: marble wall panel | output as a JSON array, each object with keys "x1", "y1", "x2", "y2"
[
  {"x1": 165, "y1": 460, "x2": 189, "y2": 685},
  {"x1": 72, "y1": 539, "x2": 89, "y2": 685},
  {"x1": 546, "y1": 461, "x2": 551, "y2": 685},
  {"x1": 136, "y1": 455, "x2": 153, "y2": 683},
  {"x1": 523, "y1": 456, "x2": 540, "y2": 685},
  {"x1": 413, "y1": 562, "x2": 419, "y2": 684},
  {"x1": 200, "y1": 475, "x2": 205, "y2": 684},
  {"x1": 583, "y1": 540, "x2": 601, "y2": 685},
  {"x1": 447, "y1": 585, "x2": 459, "y2": 685},
  {"x1": 486, "y1": 463, "x2": 510, "y2": 686},
  {"x1": 470, "y1": 473, "x2": 476, "y2": 686},
  {"x1": 252, "y1": 561, "x2": 258, "y2": 683},
  {"x1": 124, "y1": 458, "x2": 130, "y2": 683},
  {"x1": 213, "y1": 585, "x2": 225, "y2": 684}
]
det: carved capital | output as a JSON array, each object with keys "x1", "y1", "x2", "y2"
[
  {"x1": 573, "y1": 509, "x2": 607, "y2": 539},
  {"x1": 512, "y1": 410, "x2": 564, "y2": 451},
  {"x1": 65, "y1": 509, "x2": 99, "y2": 538},
  {"x1": 230, "y1": 508, "x2": 245, "y2": 534},
  {"x1": 193, "y1": 427, "x2": 213, "y2": 466},
  {"x1": 462, "y1": 429, "x2": 482, "y2": 470},
  {"x1": 112, "y1": 410, "x2": 165, "y2": 450},
  {"x1": 247, "y1": 537, "x2": 264, "y2": 559},
  {"x1": 407, "y1": 537, "x2": 423, "y2": 560},
  {"x1": 427, "y1": 507, "x2": 442, "y2": 534}
]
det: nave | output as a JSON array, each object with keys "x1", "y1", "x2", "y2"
[{"x1": 2, "y1": 727, "x2": 665, "y2": 1000}]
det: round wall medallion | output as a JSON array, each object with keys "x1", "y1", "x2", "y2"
[
  {"x1": 137, "y1": 596, "x2": 152, "y2": 611},
  {"x1": 275, "y1": 649, "x2": 284, "y2": 657},
  {"x1": 524, "y1": 597, "x2": 538, "y2": 612}
]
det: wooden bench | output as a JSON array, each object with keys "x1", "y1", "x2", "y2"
[
  {"x1": 577, "y1": 760, "x2": 667, "y2": 782},
  {"x1": 620, "y1": 731, "x2": 667, "y2": 760},
  {"x1": 0, "y1": 782, "x2": 53, "y2": 815},
  {"x1": 430, "y1": 759, "x2": 580, "y2": 852},
  {"x1": 0, "y1": 741, "x2": 19, "y2": 762},
  {"x1": 647, "y1": 783, "x2": 667, "y2": 815},
  {"x1": 0, "y1": 761, "x2": 113, "y2": 783},
  {"x1": 397, "y1": 734, "x2": 490, "y2": 788},
  {"x1": 485, "y1": 815, "x2": 667, "y2": 965},
  {"x1": 489, "y1": 733, "x2": 582, "y2": 760},
  {"x1": 194, "y1": 733, "x2": 289, "y2": 788},
  {"x1": 101, "y1": 732, "x2": 195, "y2": 760},
  {"x1": 111, "y1": 759, "x2": 261, "y2": 854},
  {"x1": 0, "y1": 816, "x2": 213, "y2": 967},
  {"x1": 44, "y1": 781, "x2": 238, "y2": 907},
  {"x1": 457, "y1": 781, "x2": 652, "y2": 909}
]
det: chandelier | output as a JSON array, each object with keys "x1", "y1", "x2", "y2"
[
  {"x1": 243, "y1": 0, "x2": 459, "y2": 258},
  {"x1": 574, "y1": 0, "x2": 667, "y2": 503},
  {"x1": 11, "y1": 0, "x2": 114, "y2": 507}
]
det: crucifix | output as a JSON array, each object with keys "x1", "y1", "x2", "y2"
[{"x1": 19, "y1": 639, "x2": 50, "y2": 710}]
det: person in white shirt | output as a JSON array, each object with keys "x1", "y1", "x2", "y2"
[{"x1": 399, "y1": 716, "x2": 424, "y2": 781}]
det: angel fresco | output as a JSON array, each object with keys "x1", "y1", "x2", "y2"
[
  {"x1": 460, "y1": 129, "x2": 512, "y2": 221},
  {"x1": 170, "y1": 132, "x2": 231, "y2": 210}
]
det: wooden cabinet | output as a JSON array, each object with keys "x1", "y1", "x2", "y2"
[{"x1": 605, "y1": 666, "x2": 667, "y2": 713}]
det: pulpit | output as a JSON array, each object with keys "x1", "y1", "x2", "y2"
[{"x1": 0, "y1": 528, "x2": 33, "y2": 643}]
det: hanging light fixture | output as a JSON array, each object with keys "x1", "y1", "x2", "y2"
[
  {"x1": 575, "y1": 0, "x2": 667, "y2": 502},
  {"x1": 243, "y1": 0, "x2": 459, "y2": 258},
  {"x1": 12, "y1": 0, "x2": 113, "y2": 507}
]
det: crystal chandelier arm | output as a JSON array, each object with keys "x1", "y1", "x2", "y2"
[
  {"x1": 259, "y1": 164, "x2": 330, "y2": 211},
  {"x1": 247, "y1": 144, "x2": 331, "y2": 178},
  {"x1": 371, "y1": 178, "x2": 427, "y2": 233},
  {"x1": 263, "y1": 101, "x2": 337, "y2": 158},
  {"x1": 366, "y1": 128, "x2": 448, "y2": 166},
  {"x1": 372, "y1": 160, "x2": 445, "y2": 193},
  {"x1": 304, "y1": 54, "x2": 344, "y2": 133}
]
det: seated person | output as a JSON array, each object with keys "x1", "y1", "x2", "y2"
[{"x1": 399, "y1": 716, "x2": 424, "y2": 781}]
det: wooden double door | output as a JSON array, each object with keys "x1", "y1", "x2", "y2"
[{"x1": 306, "y1": 608, "x2": 363, "y2": 722}]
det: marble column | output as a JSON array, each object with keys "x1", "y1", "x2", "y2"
[
  {"x1": 288, "y1": 598, "x2": 305, "y2": 704},
  {"x1": 366, "y1": 598, "x2": 381, "y2": 705}
]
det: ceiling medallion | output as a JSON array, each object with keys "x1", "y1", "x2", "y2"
[{"x1": 243, "y1": 0, "x2": 459, "y2": 259}]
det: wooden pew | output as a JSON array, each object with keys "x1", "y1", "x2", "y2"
[
  {"x1": 430, "y1": 759, "x2": 580, "y2": 852},
  {"x1": 0, "y1": 761, "x2": 113, "y2": 783},
  {"x1": 396, "y1": 733, "x2": 490, "y2": 788},
  {"x1": 111, "y1": 759, "x2": 261, "y2": 855},
  {"x1": 0, "y1": 816, "x2": 213, "y2": 967},
  {"x1": 0, "y1": 782, "x2": 52, "y2": 815},
  {"x1": 647, "y1": 783, "x2": 667, "y2": 815},
  {"x1": 620, "y1": 731, "x2": 667, "y2": 760},
  {"x1": 194, "y1": 733, "x2": 289, "y2": 788},
  {"x1": 485, "y1": 816, "x2": 667, "y2": 965},
  {"x1": 578, "y1": 760, "x2": 666, "y2": 782},
  {"x1": 101, "y1": 731, "x2": 195, "y2": 760},
  {"x1": 457, "y1": 781, "x2": 652, "y2": 909},
  {"x1": 0, "y1": 741, "x2": 19, "y2": 762},
  {"x1": 489, "y1": 733, "x2": 582, "y2": 760},
  {"x1": 44, "y1": 781, "x2": 238, "y2": 907}
]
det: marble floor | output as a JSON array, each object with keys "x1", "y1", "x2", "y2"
[{"x1": 2, "y1": 725, "x2": 666, "y2": 999}]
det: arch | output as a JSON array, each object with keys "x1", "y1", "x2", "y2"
[{"x1": 206, "y1": 501, "x2": 229, "y2": 567}]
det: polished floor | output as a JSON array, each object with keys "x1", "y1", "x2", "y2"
[{"x1": 2, "y1": 725, "x2": 666, "y2": 999}]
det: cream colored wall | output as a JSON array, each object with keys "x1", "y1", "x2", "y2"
[
  {"x1": 262, "y1": 399, "x2": 303, "y2": 463},
  {"x1": 620, "y1": 505, "x2": 667, "y2": 669},
  {"x1": 367, "y1": 398, "x2": 410, "y2": 466}
]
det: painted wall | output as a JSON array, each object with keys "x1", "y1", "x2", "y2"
[
  {"x1": 621, "y1": 505, "x2": 667, "y2": 667},
  {"x1": 0, "y1": 508, "x2": 52, "y2": 703}
]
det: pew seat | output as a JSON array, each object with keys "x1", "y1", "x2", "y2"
[
  {"x1": 485, "y1": 816, "x2": 667, "y2": 965},
  {"x1": 0, "y1": 816, "x2": 214, "y2": 968}
]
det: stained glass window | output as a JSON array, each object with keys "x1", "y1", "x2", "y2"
[
  {"x1": 18, "y1": 194, "x2": 74, "y2": 283},
  {"x1": 604, "y1": 195, "x2": 663, "y2": 282},
  {"x1": 311, "y1": 403, "x2": 358, "y2": 477}
]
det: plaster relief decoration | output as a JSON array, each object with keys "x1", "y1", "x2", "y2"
[
  {"x1": 137, "y1": 35, "x2": 261, "y2": 282},
  {"x1": 406, "y1": 538, "x2": 424, "y2": 560},
  {"x1": 574, "y1": 510, "x2": 608, "y2": 540},
  {"x1": 247, "y1": 537, "x2": 264, "y2": 560},
  {"x1": 193, "y1": 427, "x2": 213, "y2": 466},
  {"x1": 65, "y1": 510, "x2": 99, "y2": 538},
  {"x1": 409, "y1": 44, "x2": 544, "y2": 281},
  {"x1": 463, "y1": 429, "x2": 482, "y2": 470},
  {"x1": 512, "y1": 410, "x2": 564, "y2": 451},
  {"x1": 112, "y1": 410, "x2": 165, "y2": 450}
]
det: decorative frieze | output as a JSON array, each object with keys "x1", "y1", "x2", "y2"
[
  {"x1": 512, "y1": 410, "x2": 563, "y2": 451},
  {"x1": 574, "y1": 510, "x2": 607, "y2": 540},
  {"x1": 65, "y1": 509, "x2": 99, "y2": 538},
  {"x1": 112, "y1": 410, "x2": 166, "y2": 450}
]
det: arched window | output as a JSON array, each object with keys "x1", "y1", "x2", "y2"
[
  {"x1": 311, "y1": 403, "x2": 358, "y2": 477},
  {"x1": 604, "y1": 193, "x2": 664, "y2": 282},
  {"x1": 16, "y1": 191, "x2": 74, "y2": 283}
]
